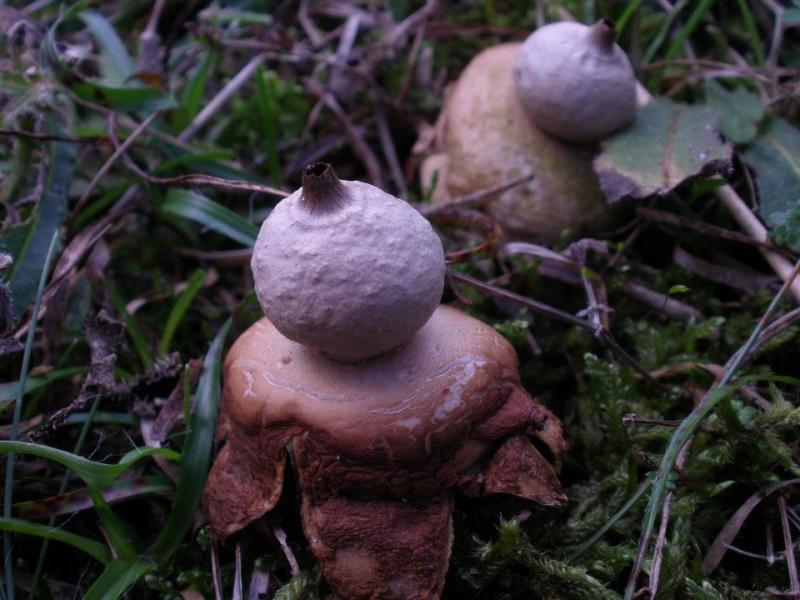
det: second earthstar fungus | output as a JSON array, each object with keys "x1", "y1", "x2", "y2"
[{"x1": 420, "y1": 19, "x2": 638, "y2": 242}]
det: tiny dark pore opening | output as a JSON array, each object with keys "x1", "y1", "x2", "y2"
[
  {"x1": 590, "y1": 18, "x2": 618, "y2": 52},
  {"x1": 304, "y1": 162, "x2": 329, "y2": 178},
  {"x1": 301, "y1": 162, "x2": 349, "y2": 213}
]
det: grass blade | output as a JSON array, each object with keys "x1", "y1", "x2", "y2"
[
  {"x1": 664, "y1": 0, "x2": 717, "y2": 60},
  {"x1": 153, "y1": 150, "x2": 234, "y2": 175},
  {"x1": 3, "y1": 232, "x2": 59, "y2": 600},
  {"x1": 625, "y1": 371, "x2": 800, "y2": 600},
  {"x1": 88, "y1": 486, "x2": 143, "y2": 560},
  {"x1": 78, "y1": 11, "x2": 134, "y2": 82},
  {"x1": 734, "y1": 0, "x2": 765, "y2": 65},
  {"x1": 174, "y1": 52, "x2": 215, "y2": 132},
  {"x1": 161, "y1": 189, "x2": 258, "y2": 247},
  {"x1": 148, "y1": 319, "x2": 231, "y2": 560},
  {"x1": 0, "y1": 441, "x2": 179, "y2": 488},
  {"x1": 41, "y1": 3, "x2": 175, "y2": 112},
  {"x1": 13, "y1": 476, "x2": 173, "y2": 520},
  {"x1": 158, "y1": 269, "x2": 206, "y2": 356},
  {"x1": 641, "y1": 0, "x2": 690, "y2": 65},
  {"x1": 30, "y1": 396, "x2": 112, "y2": 597},
  {"x1": 0, "y1": 367, "x2": 87, "y2": 405},
  {"x1": 0, "y1": 518, "x2": 110, "y2": 564},
  {"x1": 255, "y1": 68, "x2": 283, "y2": 188},
  {"x1": 63, "y1": 412, "x2": 139, "y2": 427},
  {"x1": 0, "y1": 117, "x2": 76, "y2": 319},
  {"x1": 106, "y1": 283, "x2": 154, "y2": 369},
  {"x1": 615, "y1": 0, "x2": 644, "y2": 34},
  {"x1": 83, "y1": 559, "x2": 153, "y2": 600},
  {"x1": 567, "y1": 477, "x2": 652, "y2": 562}
]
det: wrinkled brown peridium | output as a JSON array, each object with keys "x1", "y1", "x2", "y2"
[{"x1": 203, "y1": 305, "x2": 567, "y2": 599}]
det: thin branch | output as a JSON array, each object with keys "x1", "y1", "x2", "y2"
[
  {"x1": 419, "y1": 173, "x2": 534, "y2": 216},
  {"x1": 637, "y1": 206, "x2": 787, "y2": 254},
  {"x1": 211, "y1": 539, "x2": 223, "y2": 600},
  {"x1": 447, "y1": 270, "x2": 591, "y2": 331},
  {"x1": 447, "y1": 270, "x2": 655, "y2": 382},
  {"x1": 375, "y1": 104, "x2": 407, "y2": 196},
  {"x1": 144, "y1": 0, "x2": 166, "y2": 35},
  {"x1": 178, "y1": 53, "x2": 267, "y2": 142},
  {"x1": 0, "y1": 128, "x2": 99, "y2": 144},
  {"x1": 74, "y1": 110, "x2": 162, "y2": 213},
  {"x1": 303, "y1": 77, "x2": 385, "y2": 187},
  {"x1": 233, "y1": 539, "x2": 243, "y2": 600},
  {"x1": 758, "y1": 0, "x2": 786, "y2": 70},
  {"x1": 298, "y1": 0, "x2": 324, "y2": 47},
  {"x1": 270, "y1": 521, "x2": 300, "y2": 577},
  {"x1": 715, "y1": 185, "x2": 800, "y2": 302},
  {"x1": 107, "y1": 120, "x2": 288, "y2": 197},
  {"x1": 624, "y1": 280, "x2": 703, "y2": 322},
  {"x1": 779, "y1": 495, "x2": 800, "y2": 596}
]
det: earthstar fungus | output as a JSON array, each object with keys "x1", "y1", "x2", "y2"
[
  {"x1": 252, "y1": 163, "x2": 445, "y2": 362},
  {"x1": 514, "y1": 19, "x2": 637, "y2": 144},
  {"x1": 421, "y1": 19, "x2": 636, "y2": 241},
  {"x1": 204, "y1": 165, "x2": 567, "y2": 599}
]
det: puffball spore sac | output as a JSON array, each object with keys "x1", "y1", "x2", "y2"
[
  {"x1": 513, "y1": 19, "x2": 637, "y2": 144},
  {"x1": 251, "y1": 163, "x2": 445, "y2": 362}
]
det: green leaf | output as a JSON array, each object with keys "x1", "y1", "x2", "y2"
[
  {"x1": 642, "y1": 0, "x2": 691, "y2": 65},
  {"x1": 158, "y1": 269, "x2": 206, "y2": 356},
  {"x1": 153, "y1": 150, "x2": 234, "y2": 175},
  {"x1": 64, "y1": 411, "x2": 139, "y2": 427},
  {"x1": 668, "y1": 284, "x2": 690, "y2": 295},
  {"x1": 4, "y1": 232, "x2": 60, "y2": 598},
  {"x1": 664, "y1": 0, "x2": 717, "y2": 60},
  {"x1": 13, "y1": 476, "x2": 172, "y2": 520},
  {"x1": 0, "y1": 116, "x2": 76, "y2": 318},
  {"x1": 65, "y1": 79, "x2": 176, "y2": 113},
  {"x1": 684, "y1": 579, "x2": 726, "y2": 600},
  {"x1": 83, "y1": 558, "x2": 153, "y2": 600},
  {"x1": 0, "y1": 517, "x2": 110, "y2": 564},
  {"x1": 79, "y1": 11, "x2": 135, "y2": 82},
  {"x1": 0, "y1": 441, "x2": 179, "y2": 487},
  {"x1": 784, "y1": 8, "x2": 800, "y2": 26},
  {"x1": 256, "y1": 68, "x2": 283, "y2": 187},
  {"x1": 161, "y1": 189, "x2": 258, "y2": 247},
  {"x1": 593, "y1": 98, "x2": 732, "y2": 203},
  {"x1": 147, "y1": 319, "x2": 230, "y2": 561},
  {"x1": 88, "y1": 486, "x2": 142, "y2": 559},
  {"x1": 197, "y1": 6, "x2": 274, "y2": 25},
  {"x1": 174, "y1": 52, "x2": 215, "y2": 132},
  {"x1": 273, "y1": 570, "x2": 321, "y2": 600},
  {"x1": 733, "y1": 0, "x2": 765, "y2": 65},
  {"x1": 704, "y1": 83, "x2": 765, "y2": 144},
  {"x1": 42, "y1": 3, "x2": 174, "y2": 112},
  {"x1": 0, "y1": 366, "x2": 86, "y2": 404},
  {"x1": 743, "y1": 117, "x2": 800, "y2": 249},
  {"x1": 106, "y1": 283, "x2": 155, "y2": 369}
]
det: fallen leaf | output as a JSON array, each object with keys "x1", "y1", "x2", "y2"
[
  {"x1": 705, "y1": 82, "x2": 765, "y2": 145},
  {"x1": 593, "y1": 97, "x2": 732, "y2": 203},
  {"x1": 743, "y1": 117, "x2": 800, "y2": 250}
]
